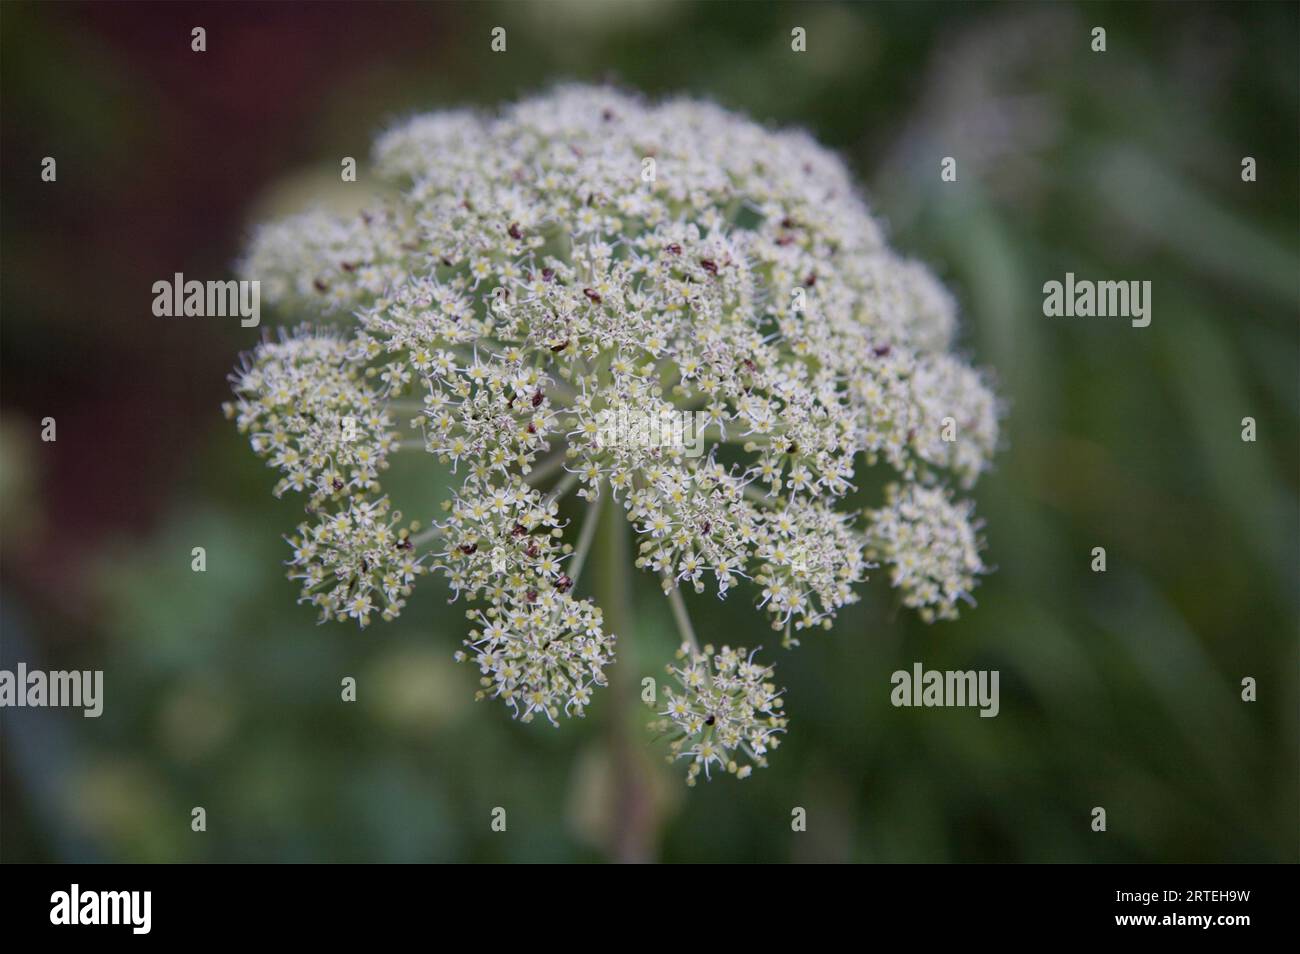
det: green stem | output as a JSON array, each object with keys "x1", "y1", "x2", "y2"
[
  {"x1": 567, "y1": 500, "x2": 602, "y2": 585},
  {"x1": 545, "y1": 469, "x2": 581, "y2": 504},
  {"x1": 525, "y1": 451, "x2": 568, "y2": 486},
  {"x1": 591, "y1": 488, "x2": 655, "y2": 863},
  {"x1": 664, "y1": 582, "x2": 701, "y2": 653}
]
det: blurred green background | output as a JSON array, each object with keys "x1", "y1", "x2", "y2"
[{"x1": 1, "y1": 0, "x2": 1296, "y2": 863}]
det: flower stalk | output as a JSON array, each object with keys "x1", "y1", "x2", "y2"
[{"x1": 592, "y1": 487, "x2": 655, "y2": 862}]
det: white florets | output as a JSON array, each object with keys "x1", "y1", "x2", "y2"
[
  {"x1": 865, "y1": 482, "x2": 986, "y2": 622},
  {"x1": 225, "y1": 327, "x2": 396, "y2": 506},
  {"x1": 228, "y1": 85, "x2": 1000, "y2": 780},
  {"x1": 285, "y1": 495, "x2": 427, "y2": 626},
  {"x1": 651, "y1": 643, "x2": 787, "y2": 785},
  {"x1": 457, "y1": 592, "x2": 615, "y2": 725}
]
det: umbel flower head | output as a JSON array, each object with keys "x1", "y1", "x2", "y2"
[
  {"x1": 225, "y1": 84, "x2": 1000, "y2": 783},
  {"x1": 652, "y1": 642, "x2": 787, "y2": 786}
]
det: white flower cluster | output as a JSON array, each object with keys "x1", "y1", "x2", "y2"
[
  {"x1": 651, "y1": 643, "x2": 787, "y2": 786},
  {"x1": 230, "y1": 85, "x2": 999, "y2": 779},
  {"x1": 241, "y1": 209, "x2": 411, "y2": 314},
  {"x1": 285, "y1": 495, "x2": 426, "y2": 626},
  {"x1": 910, "y1": 354, "x2": 999, "y2": 488},
  {"x1": 865, "y1": 483, "x2": 986, "y2": 622},
  {"x1": 456, "y1": 594, "x2": 614, "y2": 725},
  {"x1": 225, "y1": 327, "x2": 396, "y2": 507}
]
